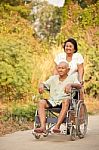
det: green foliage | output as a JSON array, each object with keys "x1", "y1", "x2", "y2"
[
  {"x1": 84, "y1": 47, "x2": 99, "y2": 97},
  {"x1": 16, "y1": 5, "x2": 30, "y2": 19},
  {"x1": 77, "y1": 0, "x2": 87, "y2": 8},
  {"x1": 64, "y1": 0, "x2": 72, "y2": 5},
  {"x1": 73, "y1": 0, "x2": 98, "y2": 8},
  {"x1": 78, "y1": 2, "x2": 99, "y2": 27},
  {"x1": 0, "y1": 4, "x2": 31, "y2": 19},
  {"x1": 12, "y1": 104, "x2": 36, "y2": 121},
  {"x1": 59, "y1": 4, "x2": 68, "y2": 25},
  {"x1": 1, "y1": 104, "x2": 36, "y2": 122},
  {"x1": 0, "y1": 36, "x2": 34, "y2": 100},
  {"x1": 0, "y1": 0, "x2": 24, "y2": 6},
  {"x1": 31, "y1": 1, "x2": 62, "y2": 42}
]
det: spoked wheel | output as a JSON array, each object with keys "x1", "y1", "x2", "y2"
[
  {"x1": 67, "y1": 108, "x2": 76, "y2": 136},
  {"x1": 76, "y1": 101, "x2": 88, "y2": 139},
  {"x1": 67, "y1": 126, "x2": 70, "y2": 135},
  {"x1": 70, "y1": 125, "x2": 76, "y2": 141}
]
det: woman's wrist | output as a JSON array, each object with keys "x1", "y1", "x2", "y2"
[{"x1": 80, "y1": 80, "x2": 84, "y2": 85}]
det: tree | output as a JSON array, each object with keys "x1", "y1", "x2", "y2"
[
  {"x1": 0, "y1": 0, "x2": 24, "y2": 6},
  {"x1": 31, "y1": 1, "x2": 62, "y2": 42}
]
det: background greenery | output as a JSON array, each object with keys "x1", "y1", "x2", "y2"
[{"x1": 0, "y1": 0, "x2": 99, "y2": 124}]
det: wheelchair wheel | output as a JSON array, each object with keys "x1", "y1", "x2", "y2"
[
  {"x1": 76, "y1": 101, "x2": 88, "y2": 138},
  {"x1": 67, "y1": 126, "x2": 70, "y2": 135},
  {"x1": 70, "y1": 125, "x2": 76, "y2": 141}
]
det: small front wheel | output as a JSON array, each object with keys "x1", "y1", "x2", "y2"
[
  {"x1": 70, "y1": 126, "x2": 76, "y2": 141},
  {"x1": 43, "y1": 131, "x2": 49, "y2": 137},
  {"x1": 34, "y1": 133, "x2": 41, "y2": 139},
  {"x1": 32, "y1": 131, "x2": 41, "y2": 139}
]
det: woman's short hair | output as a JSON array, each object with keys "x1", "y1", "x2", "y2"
[{"x1": 63, "y1": 38, "x2": 78, "y2": 53}]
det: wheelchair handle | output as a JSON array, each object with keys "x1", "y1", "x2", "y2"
[{"x1": 43, "y1": 84, "x2": 50, "y2": 92}]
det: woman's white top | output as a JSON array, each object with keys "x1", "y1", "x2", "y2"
[{"x1": 54, "y1": 52, "x2": 84, "y2": 76}]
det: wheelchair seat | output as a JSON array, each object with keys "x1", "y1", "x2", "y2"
[{"x1": 47, "y1": 107, "x2": 61, "y2": 113}]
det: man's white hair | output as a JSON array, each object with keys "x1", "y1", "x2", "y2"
[{"x1": 57, "y1": 60, "x2": 69, "y2": 68}]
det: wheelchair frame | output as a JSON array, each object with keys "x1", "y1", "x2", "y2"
[{"x1": 33, "y1": 89, "x2": 88, "y2": 140}]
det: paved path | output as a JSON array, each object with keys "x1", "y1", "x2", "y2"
[{"x1": 0, "y1": 115, "x2": 99, "y2": 150}]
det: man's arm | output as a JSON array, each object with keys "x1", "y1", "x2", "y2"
[
  {"x1": 65, "y1": 83, "x2": 81, "y2": 94},
  {"x1": 71, "y1": 83, "x2": 82, "y2": 89},
  {"x1": 38, "y1": 76, "x2": 54, "y2": 94}
]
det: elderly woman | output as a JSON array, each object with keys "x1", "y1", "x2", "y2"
[{"x1": 54, "y1": 38, "x2": 84, "y2": 99}]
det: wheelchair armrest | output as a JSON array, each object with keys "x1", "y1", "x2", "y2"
[
  {"x1": 44, "y1": 84, "x2": 50, "y2": 92},
  {"x1": 71, "y1": 88, "x2": 80, "y2": 93}
]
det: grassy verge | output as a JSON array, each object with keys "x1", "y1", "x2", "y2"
[{"x1": 85, "y1": 96, "x2": 99, "y2": 115}]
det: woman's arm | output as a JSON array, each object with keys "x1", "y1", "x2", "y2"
[
  {"x1": 77, "y1": 63, "x2": 84, "y2": 100},
  {"x1": 77, "y1": 63, "x2": 84, "y2": 84}
]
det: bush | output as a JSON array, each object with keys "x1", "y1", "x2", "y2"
[
  {"x1": 1, "y1": 104, "x2": 36, "y2": 122},
  {"x1": 12, "y1": 104, "x2": 36, "y2": 121},
  {"x1": 0, "y1": 0, "x2": 24, "y2": 6},
  {"x1": 84, "y1": 47, "x2": 99, "y2": 97},
  {"x1": 0, "y1": 36, "x2": 34, "y2": 101},
  {"x1": 78, "y1": 3, "x2": 99, "y2": 27},
  {"x1": 0, "y1": 4, "x2": 31, "y2": 19}
]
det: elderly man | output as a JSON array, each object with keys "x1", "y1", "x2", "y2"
[{"x1": 34, "y1": 61, "x2": 81, "y2": 133}]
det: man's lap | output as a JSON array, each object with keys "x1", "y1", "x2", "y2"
[
  {"x1": 44, "y1": 99, "x2": 62, "y2": 108},
  {"x1": 44, "y1": 98, "x2": 69, "y2": 108}
]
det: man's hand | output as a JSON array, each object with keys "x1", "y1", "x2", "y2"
[
  {"x1": 64, "y1": 84, "x2": 72, "y2": 93},
  {"x1": 38, "y1": 83, "x2": 44, "y2": 94}
]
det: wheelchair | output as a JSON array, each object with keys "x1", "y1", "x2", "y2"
[{"x1": 32, "y1": 88, "x2": 88, "y2": 141}]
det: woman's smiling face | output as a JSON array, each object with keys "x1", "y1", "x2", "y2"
[{"x1": 64, "y1": 42, "x2": 75, "y2": 55}]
